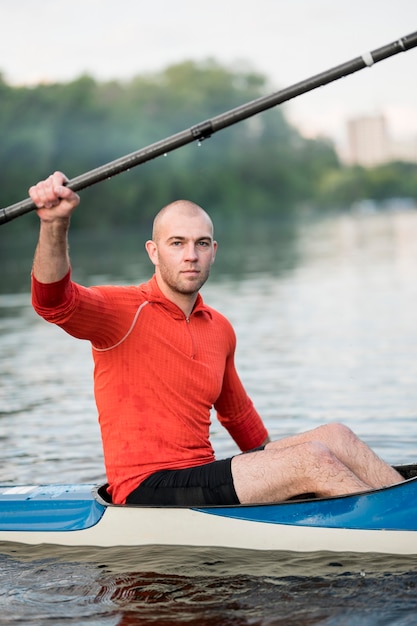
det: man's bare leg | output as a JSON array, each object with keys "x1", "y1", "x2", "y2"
[
  {"x1": 231, "y1": 423, "x2": 404, "y2": 505},
  {"x1": 265, "y1": 423, "x2": 403, "y2": 489}
]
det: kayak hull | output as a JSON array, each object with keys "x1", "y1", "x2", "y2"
[{"x1": 1, "y1": 470, "x2": 417, "y2": 554}]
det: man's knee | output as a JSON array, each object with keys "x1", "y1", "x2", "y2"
[
  {"x1": 319, "y1": 422, "x2": 357, "y2": 445},
  {"x1": 300, "y1": 440, "x2": 336, "y2": 467}
]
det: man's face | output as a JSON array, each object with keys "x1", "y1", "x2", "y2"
[{"x1": 147, "y1": 205, "x2": 217, "y2": 298}]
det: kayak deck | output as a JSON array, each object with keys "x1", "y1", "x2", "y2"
[{"x1": 0, "y1": 485, "x2": 105, "y2": 531}]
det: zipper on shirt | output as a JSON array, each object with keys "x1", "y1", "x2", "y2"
[{"x1": 184, "y1": 314, "x2": 195, "y2": 357}]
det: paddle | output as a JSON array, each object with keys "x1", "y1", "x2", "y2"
[{"x1": 1, "y1": 30, "x2": 417, "y2": 226}]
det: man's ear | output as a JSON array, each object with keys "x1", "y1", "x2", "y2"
[
  {"x1": 211, "y1": 240, "x2": 218, "y2": 264},
  {"x1": 145, "y1": 240, "x2": 158, "y2": 266}
]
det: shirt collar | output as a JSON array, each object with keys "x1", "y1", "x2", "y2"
[{"x1": 140, "y1": 275, "x2": 212, "y2": 320}]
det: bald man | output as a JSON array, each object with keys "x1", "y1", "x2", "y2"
[{"x1": 30, "y1": 172, "x2": 403, "y2": 506}]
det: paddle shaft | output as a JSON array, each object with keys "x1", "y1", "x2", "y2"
[{"x1": 1, "y1": 30, "x2": 417, "y2": 225}]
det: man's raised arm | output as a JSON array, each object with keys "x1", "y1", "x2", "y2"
[{"x1": 29, "y1": 171, "x2": 80, "y2": 283}]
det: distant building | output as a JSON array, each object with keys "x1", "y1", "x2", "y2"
[
  {"x1": 347, "y1": 115, "x2": 389, "y2": 166},
  {"x1": 346, "y1": 114, "x2": 417, "y2": 166}
]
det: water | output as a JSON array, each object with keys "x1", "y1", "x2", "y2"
[{"x1": 1, "y1": 209, "x2": 417, "y2": 624}]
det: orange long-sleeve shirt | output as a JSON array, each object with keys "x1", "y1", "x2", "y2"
[{"x1": 32, "y1": 272, "x2": 268, "y2": 503}]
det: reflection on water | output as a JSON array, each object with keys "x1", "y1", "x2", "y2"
[
  {"x1": 2, "y1": 543, "x2": 417, "y2": 625},
  {"x1": 1, "y1": 209, "x2": 417, "y2": 624}
]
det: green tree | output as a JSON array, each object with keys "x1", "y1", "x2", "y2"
[{"x1": 10, "y1": 60, "x2": 415, "y2": 231}]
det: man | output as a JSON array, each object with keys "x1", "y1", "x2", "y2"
[{"x1": 29, "y1": 171, "x2": 404, "y2": 506}]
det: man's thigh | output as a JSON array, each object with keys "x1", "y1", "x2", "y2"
[{"x1": 231, "y1": 444, "x2": 315, "y2": 504}]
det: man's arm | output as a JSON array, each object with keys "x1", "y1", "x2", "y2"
[
  {"x1": 29, "y1": 171, "x2": 80, "y2": 283},
  {"x1": 215, "y1": 358, "x2": 269, "y2": 450}
]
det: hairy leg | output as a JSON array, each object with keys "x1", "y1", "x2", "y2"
[
  {"x1": 264, "y1": 423, "x2": 403, "y2": 489},
  {"x1": 232, "y1": 441, "x2": 371, "y2": 504},
  {"x1": 231, "y1": 423, "x2": 404, "y2": 504}
]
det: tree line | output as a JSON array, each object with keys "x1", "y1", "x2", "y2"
[{"x1": 1, "y1": 60, "x2": 416, "y2": 232}]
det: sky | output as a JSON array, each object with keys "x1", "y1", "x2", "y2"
[{"x1": 1, "y1": 0, "x2": 417, "y2": 153}]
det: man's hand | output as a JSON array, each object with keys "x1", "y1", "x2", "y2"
[{"x1": 29, "y1": 171, "x2": 80, "y2": 222}]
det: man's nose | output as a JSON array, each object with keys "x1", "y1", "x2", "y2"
[{"x1": 184, "y1": 243, "x2": 198, "y2": 260}]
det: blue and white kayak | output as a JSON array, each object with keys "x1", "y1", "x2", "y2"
[{"x1": 1, "y1": 465, "x2": 417, "y2": 555}]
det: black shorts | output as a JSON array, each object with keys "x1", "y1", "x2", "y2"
[
  {"x1": 126, "y1": 458, "x2": 238, "y2": 506},
  {"x1": 126, "y1": 446, "x2": 265, "y2": 507}
]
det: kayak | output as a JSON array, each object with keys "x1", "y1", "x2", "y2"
[{"x1": 1, "y1": 464, "x2": 417, "y2": 554}]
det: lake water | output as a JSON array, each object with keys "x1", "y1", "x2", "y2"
[{"x1": 1, "y1": 208, "x2": 417, "y2": 624}]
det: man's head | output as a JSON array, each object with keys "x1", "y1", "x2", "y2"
[{"x1": 145, "y1": 200, "x2": 217, "y2": 306}]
